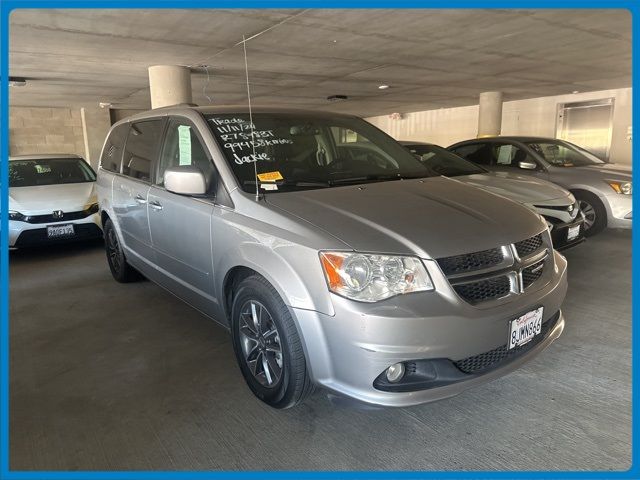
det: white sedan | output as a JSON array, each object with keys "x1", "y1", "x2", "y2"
[{"x1": 8, "y1": 154, "x2": 103, "y2": 249}]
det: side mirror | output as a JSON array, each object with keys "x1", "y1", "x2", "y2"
[
  {"x1": 518, "y1": 160, "x2": 537, "y2": 170},
  {"x1": 164, "y1": 165, "x2": 207, "y2": 195}
]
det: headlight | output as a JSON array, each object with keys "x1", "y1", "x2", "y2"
[
  {"x1": 8, "y1": 210, "x2": 26, "y2": 222},
  {"x1": 87, "y1": 202, "x2": 99, "y2": 214},
  {"x1": 319, "y1": 251, "x2": 434, "y2": 302},
  {"x1": 608, "y1": 181, "x2": 632, "y2": 195}
]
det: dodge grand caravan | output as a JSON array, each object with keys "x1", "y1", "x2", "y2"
[{"x1": 97, "y1": 106, "x2": 567, "y2": 409}]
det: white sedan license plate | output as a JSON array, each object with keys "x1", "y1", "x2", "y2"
[
  {"x1": 508, "y1": 307, "x2": 543, "y2": 350},
  {"x1": 47, "y1": 224, "x2": 75, "y2": 238},
  {"x1": 567, "y1": 225, "x2": 580, "y2": 241}
]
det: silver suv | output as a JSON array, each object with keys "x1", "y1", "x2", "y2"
[
  {"x1": 97, "y1": 106, "x2": 567, "y2": 409},
  {"x1": 449, "y1": 136, "x2": 632, "y2": 236}
]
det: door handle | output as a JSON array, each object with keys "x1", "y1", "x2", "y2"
[
  {"x1": 134, "y1": 194, "x2": 147, "y2": 204},
  {"x1": 149, "y1": 200, "x2": 163, "y2": 211}
]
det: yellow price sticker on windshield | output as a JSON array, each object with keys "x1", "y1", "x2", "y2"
[{"x1": 257, "y1": 171, "x2": 283, "y2": 182}]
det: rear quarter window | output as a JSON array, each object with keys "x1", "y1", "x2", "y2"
[
  {"x1": 122, "y1": 119, "x2": 164, "y2": 182},
  {"x1": 100, "y1": 123, "x2": 129, "y2": 173}
]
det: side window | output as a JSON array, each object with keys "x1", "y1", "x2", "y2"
[
  {"x1": 122, "y1": 119, "x2": 164, "y2": 182},
  {"x1": 330, "y1": 127, "x2": 398, "y2": 170},
  {"x1": 100, "y1": 123, "x2": 129, "y2": 173},
  {"x1": 451, "y1": 143, "x2": 493, "y2": 166},
  {"x1": 156, "y1": 119, "x2": 215, "y2": 188},
  {"x1": 492, "y1": 144, "x2": 535, "y2": 168}
]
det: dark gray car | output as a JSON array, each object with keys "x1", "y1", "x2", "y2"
[
  {"x1": 97, "y1": 106, "x2": 567, "y2": 408},
  {"x1": 449, "y1": 136, "x2": 632, "y2": 236},
  {"x1": 399, "y1": 142, "x2": 585, "y2": 250}
]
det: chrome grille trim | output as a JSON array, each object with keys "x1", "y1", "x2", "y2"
[
  {"x1": 444, "y1": 246, "x2": 514, "y2": 281},
  {"x1": 437, "y1": 232, "x2": 551, "y2": 305},
  {"x1": 437, "y1": 246, "x2": 505, "y2": 276}
]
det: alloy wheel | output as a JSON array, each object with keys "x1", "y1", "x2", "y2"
[
  {"x1": 238, "y1": 300, "x2": 283, "y2": 388},
  {"x1": 107, "y1": 228, "x2": 122, "y2": 274},
  {"x1": 578, "y1": 200, "x2": 596, "y2": 231}
]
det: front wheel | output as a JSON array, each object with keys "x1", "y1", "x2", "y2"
[
  {"x1": 574, "y1": 191, "x2": 607, "y2": 237},
  {"x1": 103, "y1": 218, "x2": 142, "y2": 283},
  {"x1": 230, "y1": 275, "x2": 313, "y2": 409}
]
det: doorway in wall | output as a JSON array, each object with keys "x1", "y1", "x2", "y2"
[{"x1": 556, "y1": 98, "x2": 614, "y2": 161}]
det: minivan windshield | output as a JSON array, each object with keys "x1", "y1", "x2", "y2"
[
  {"x1": 404, "y1": 143, "x2": 487, "y2": 177},
  {"x1": 9, "y1": 158, "x2": 96, "y2": 187},
  {"x1": 205, "y1": 113, "x2": 431, "y2": 192},
  {"x1": 526, "y1": 140, "x2": 605, "y2": 167}
]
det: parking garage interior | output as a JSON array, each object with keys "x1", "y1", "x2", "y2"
[{"x1": 7, "y1": 8, "x2": 632, "y2": 471}]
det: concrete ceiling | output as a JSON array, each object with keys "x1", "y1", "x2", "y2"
[{"x1": 9, "y1": 9, "x2": 631, "y2": 117}]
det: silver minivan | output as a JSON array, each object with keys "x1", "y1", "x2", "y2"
[{"x1": 97, "y1": 106, "x2": 567, "y2": 409}]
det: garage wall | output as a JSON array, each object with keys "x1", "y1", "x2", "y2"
[
  {"x1": 366, "y1": 88, "x2": 633, "y2": 165},
  {"x1": 9, "y1": 107, "x2": 85, "y2": 157},
  {"x1": 10, "y1": 106, "x2": 112, "y2": 169}
]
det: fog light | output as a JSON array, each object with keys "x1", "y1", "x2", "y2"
[{"x1": 385, "y1": 363, "x2": 405, "y2": 383}]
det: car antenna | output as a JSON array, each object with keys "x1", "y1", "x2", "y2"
[{"x1": 242, "y1": 34, "x2": 261, "y2": 202}]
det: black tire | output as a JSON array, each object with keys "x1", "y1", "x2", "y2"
[
  {"x1": 573, "y1": 190, "x2": 607, "y2": 237},
  {"x1": 230, "y1": 275, "x2": 314, "y2": 409},
  {"x1": 103, "y1": 218, "x2": 141, "y2": 283}
]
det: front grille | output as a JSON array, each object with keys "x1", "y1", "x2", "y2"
[
  {"x1": 437, "y1": 232, "x2": 548, "y2": 305},
  {"x1": 514, "y1": 234, "x2": 543, "y2": 258},
  {"x1": 454, "y1": 310, "x2": 561, "y2": 374},
  {"x1": 522, "y1": 259, "x2": 545, "y2": 289},
  {"x1": 437, "y1": 247, "x2": 504, "y2": 276},
  {"x1": 22, "y1": 206, "x2": 98, "y2": 224},
  {"x1": 453, "y1": 275, "x2": 511, "y2": 304},
  {"x1": 534, "y1": 203, "x2": 577, "y2": 213}
]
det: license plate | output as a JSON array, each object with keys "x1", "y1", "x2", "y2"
[
  {"x1": 567, "y1": 225, "x2": 580, "y2": 241},
  {"x1": 508, "y1": 307, "x2": 543, "y2": 350},
  {"x1": 47, "y1": 224, "x2": 75, "y2": 238}
]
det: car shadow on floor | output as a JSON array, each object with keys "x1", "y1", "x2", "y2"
[{"x1": 9, "y1": 239, "x2": 105, "y2": 263}]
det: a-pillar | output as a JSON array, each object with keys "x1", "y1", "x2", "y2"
[
  {"x1": 148, "y1": 65, "x2": 193, "y2": 109},
  {"x1": 477, "y1": 91, "x2": 503, "y2": 137}
]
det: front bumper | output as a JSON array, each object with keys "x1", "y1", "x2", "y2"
[
  {"x1": 548, "y1": 217, "x2": 585, "y2": 251},
  {"x1": 604, "y1": 193, "x2": 632, "y2": 229},
  {"x1": 9, "y1": 213, "x2": 103, "y2": 248},
  {"x1": 291, "y1": 250, "x2": 567, "y2": 407}
]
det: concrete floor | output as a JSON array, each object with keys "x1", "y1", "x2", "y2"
[{"x1": 9, "y1": 230, "x2": 631, "y2": 471}]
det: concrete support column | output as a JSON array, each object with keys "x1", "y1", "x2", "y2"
[
  {"x1": 477, "y1": 91, "x2": 503, "y2": 137},
  {"x1": 80, "y1": 105, "x2": 112, "y2": 169},
  {"x1": 148, "y1": 65, "x2": 192, "y2": 109}
]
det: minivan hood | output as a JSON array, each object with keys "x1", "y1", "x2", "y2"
[
  {"x1": 457, "y1": 172, "x2": 572, "y2": 206},
  {"x1": 265, "y1": 177, "x2": 545, "y2": 259},
  {"x1": 9, "y1": 182, "x2": 97, "y2": 215}
]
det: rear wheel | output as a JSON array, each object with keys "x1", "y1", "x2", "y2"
[
  {"x1": 104, "y1": 218, "x2": 141, "y2": 282},
  {"x1": 574, "y1": 191, "x2": 606, "y2": 236},
  {"x1": 230, "y1": 275, "x2": 313, "y2": 409}
]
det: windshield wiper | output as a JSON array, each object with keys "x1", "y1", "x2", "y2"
[
  {"x1": 243, "y1": 174, "x2": 428, "y2": 190},
  {"x1": 331, "y1": 173, "x2": 427, "y2": 185}
]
